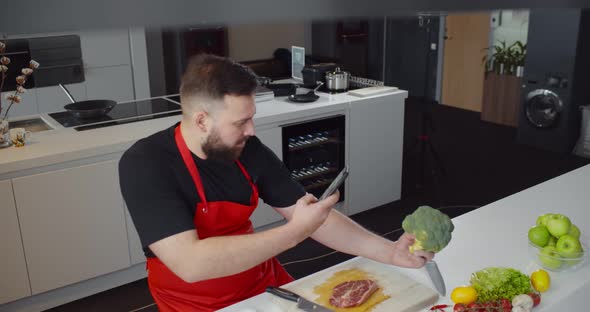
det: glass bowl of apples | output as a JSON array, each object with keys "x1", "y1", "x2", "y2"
[{"x1": 528, "y1": 213, "x2": 587, "y2": 272}]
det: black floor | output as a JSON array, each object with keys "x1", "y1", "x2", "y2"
[{"x1": 45, "y1": 102, "x2": 589, "y2": 312}]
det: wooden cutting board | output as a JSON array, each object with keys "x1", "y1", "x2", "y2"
[{"x1": 284, "y1": 257, "x2": 439, "y2": 312}]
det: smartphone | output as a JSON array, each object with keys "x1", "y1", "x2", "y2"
[{"x1": 319, "y1": 167, "x2": 349, "y2": 200}]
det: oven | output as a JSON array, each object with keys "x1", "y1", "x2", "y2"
[{"x1": 282, "y1": 115, "x2": 346, "y2": 201}]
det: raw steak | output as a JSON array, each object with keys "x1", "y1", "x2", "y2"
[{"x1": 329, "y1": 279, "x2": 379, "y2": 308}]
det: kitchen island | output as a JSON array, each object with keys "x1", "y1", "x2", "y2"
[
  {"x1": 222, "y1": 163, "x2": 590, "y2": 311},
  {"x1": 0, "y1": 88, "x2": 407, "y2": 311}
]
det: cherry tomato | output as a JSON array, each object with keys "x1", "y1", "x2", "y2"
[
  {"x1": 499, "y1": 298, "x2": 512, "y2": 311},
  {"x1": 529, "y1": 292, "x2": 541, "y2": 307},
  {"x1": 466, "y1": 302, "x2": 483, "y2": 312},
  {"x1": 482, "y1": 301, "x2": 496, "y2": 310},
  {"x1": 453, "y1": 303, "x2": 467, "y2": 312}
]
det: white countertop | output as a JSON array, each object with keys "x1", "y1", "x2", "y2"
[
  {"x1": 223, "y1": 164, "x2": 590, "y2": 311},
  {"x1": 0, "y1": 89, "x2": 406, "y2": 177}
]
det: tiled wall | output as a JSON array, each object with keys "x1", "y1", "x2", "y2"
[{"x1": 489, "y1": 10, "x2": 530, "y2": 47}]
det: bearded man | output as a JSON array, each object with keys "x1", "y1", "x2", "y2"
[{"x1": 119, "y1": 54, "x2": 433, "y2": 311}]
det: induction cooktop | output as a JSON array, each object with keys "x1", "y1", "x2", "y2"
[{"x1": 48, "y1": 96, "x2": 182, "y2": 131}]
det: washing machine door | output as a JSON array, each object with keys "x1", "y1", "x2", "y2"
[{"x1": 525, "y1": 89, "x2": 564, "y2": 128}]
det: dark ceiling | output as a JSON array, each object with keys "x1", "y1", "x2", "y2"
[{"x1": 3, "y1": 0, "x2": 590, "y2": 34}]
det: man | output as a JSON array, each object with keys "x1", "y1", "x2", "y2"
[{"x1": 119, "y1": 54, "x2": 434, "y2": 311}]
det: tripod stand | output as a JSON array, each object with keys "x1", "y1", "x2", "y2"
[{"x1": 414, "y1": 15, "x2": 446, "y2": 204}]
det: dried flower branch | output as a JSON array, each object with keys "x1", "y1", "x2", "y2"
[
  {"x1": 29, "y1": 60, "x2": 39, "y2": 69},
  {"x1": 0, "y1": 34, "x2": 40, "y2": 121}
]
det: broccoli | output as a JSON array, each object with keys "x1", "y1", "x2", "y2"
[{"x1": 401, "y1": 205, "x2": 454, "y2": 253}]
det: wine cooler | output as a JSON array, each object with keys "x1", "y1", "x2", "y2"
[{"x1": 282, "y1": 115, "x2": 346, "y2": 201}]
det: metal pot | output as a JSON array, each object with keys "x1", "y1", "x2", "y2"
[{"x1": 325, "y1": 67, "x2": 350, "y2": 91}]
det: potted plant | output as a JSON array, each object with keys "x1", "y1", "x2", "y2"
[
  {"x1": 483, "y1": 40, "x2": 527, "y2": 76},
  {"x1": 0, "y1": 36, "x2": 40, "y2": 147},
  {"x1": 511, "y1": 41, "x2": 527, "y2": 77},
  {"x1": 483, "y1": 40, "x2": 510, "y2": 74},
  {"x1": 481, "y1": 40, "x2": 526, "y2": 127}
]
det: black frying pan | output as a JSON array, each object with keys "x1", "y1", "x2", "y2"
[
  {"x1": 286, "y1": 82, "x2": 323, "y2": 103},
  {"x1": 59, "y1": 84, "x2": 117, "y2": 119}
]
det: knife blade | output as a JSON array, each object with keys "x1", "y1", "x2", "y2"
[
  {"x1": 266, "y1": 286, "x2": 334, "y2": 312},
  {"x1": 425, "y1": 260, "x2": 446, "y2": 296}
]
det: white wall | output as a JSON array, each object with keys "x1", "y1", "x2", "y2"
[
  {"x1": 2, "y1": 28, "x2": 150, "y2": 119},
  {"x1": 489, "y1": 10, "x2": 529, "y2": 47},
  {"x1": 227, "y1": 22, "x2": 307, "y2": 62}
]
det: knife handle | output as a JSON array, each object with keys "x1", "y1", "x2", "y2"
[{"x1": 266, "y1": 286, "x2": 300, "y2": 302}]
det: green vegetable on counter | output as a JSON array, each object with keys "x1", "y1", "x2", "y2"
[
  {"x1": 402, "y1": 205, "x2": 454, "y2": 253},
  {"x1": 470, "y1": 267, "x2": 532, "y2": 302}
]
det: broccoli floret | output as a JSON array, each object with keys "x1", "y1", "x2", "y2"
[{"x1": 401, "y1": 206, "x2": 454, "y2": 253}]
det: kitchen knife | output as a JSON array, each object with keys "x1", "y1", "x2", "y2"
[
  {"x1": 266, "y1": 286, "x2": 334, "y2": 312},
  {"x1": 424, "y1": 260, "x2": 446, "y2": 296}
]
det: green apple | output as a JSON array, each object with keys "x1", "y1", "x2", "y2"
[
  {"x1": 568, "y1": 224, "x2": 581, "y2": 240},
  {"x1": 536, "y1": 213, "x2": 555, "y2": 226},
  {"x1": 538, "y1": 245, "x2": 562, "y2": 270},
  {"x1": 529, "y1": 225, "x2": 551, "y2": 247},
  {"x1": 547, "y1": 236, "x2": 557, "y2": 247},
  {"x1": 546, "y1": 214, "x2": 571, "y2": 237},
  {"x1": 556, "y1": 234, "x2": 583, "y2": 258}
]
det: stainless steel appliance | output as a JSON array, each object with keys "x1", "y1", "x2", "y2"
[
  {"x1": 517, "y1": 9, "x2": 590, "y2": 153},
  {"x1": 325, "y1": 67, "x2": 350, "y2": 92},
  {"x1": 301, "y1": 63, "x2": 337, "y2": 87},
  {"x1": 282, "y1": 115, "x2": 346, "y2": 201}
]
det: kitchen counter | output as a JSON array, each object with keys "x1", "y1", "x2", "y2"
[
  {"x1": 222, "y1": 163, "x2": 590, "y2": 311},
  {"x1": 0, "y1": 90, "x2": 405, "y2": 177}
]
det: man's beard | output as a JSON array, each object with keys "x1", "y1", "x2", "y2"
[{"x1": 202, "y1": 129, "x2": 247, "y2": 163}]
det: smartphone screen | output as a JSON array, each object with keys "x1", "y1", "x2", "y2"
[{"x1": 320, "y1": 167, "x2": 349, "y2": 200}]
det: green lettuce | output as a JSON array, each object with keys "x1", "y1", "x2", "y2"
[{"x1": 469, "y1": 267, "x2": 532, "y2": 302}]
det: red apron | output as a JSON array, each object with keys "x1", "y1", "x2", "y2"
[{"x1": 146, "y1": 125, "x2": 294, "y2": 311}]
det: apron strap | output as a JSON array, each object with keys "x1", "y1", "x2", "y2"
[
  {"x1": 174, "y1": 125, "x2": 209, "y2": 211},
  {"x1": 235, "y1": 160, "x2": 258, "y2": 206},
  {"x1": 235, "y1": 160, "x2": 255, "y2": 189},
  {"x1": 175, "y1": 124, "x2": 258, "y2": 211}
]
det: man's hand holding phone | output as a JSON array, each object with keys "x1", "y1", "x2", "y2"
[
  {"x1": 288, "y1": 167, "x2": 349, "y2": 238},
  {"x1": 320, "y1": 167, "x2": 349, "y2": 200}
]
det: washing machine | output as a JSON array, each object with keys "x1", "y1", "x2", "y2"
[{"x1": 516, "y1": 9, "x2": 590, "y2": 153}]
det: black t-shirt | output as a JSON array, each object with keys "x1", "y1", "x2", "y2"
[{"x1": 119, "y1": 123, "x2": 305, "y2": 258}]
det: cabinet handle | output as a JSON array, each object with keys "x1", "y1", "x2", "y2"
[
  {"x1": 340, "y1": 33, "x2": 368, "y2": 39},
  {"x1": 37, "y1": 63, "x2": 82, "y2": 70}
]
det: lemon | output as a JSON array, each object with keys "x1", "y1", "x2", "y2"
[
  {"x1": 531, "y1": 269, "x2": 551, "y2": 292},
  {"x1": 450, "y1": 286, "x2": 478, "y2": 304}
]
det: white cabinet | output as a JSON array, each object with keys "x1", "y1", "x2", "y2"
[
  {"x1": 125, "y1": 206, "x2": 146, "y2": 265},
  {"x1": 348, "y1": 94, "x2": 406, "y2": 215},
  {"x1": 85, "y1": 65, "x2": 134, "y2": 102},
  {"x1": 80, "y1": 29, "x2": 131, "y2": 68},
  {"x1": 0, "y1": 180, "x2": 31, "y2": 304},
  {"x1": 12, "y1": 160, "x2": 131, "y2": 294},
  {"x1": 251, "y1": 126, "x2": 285, "y2": 228}
]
